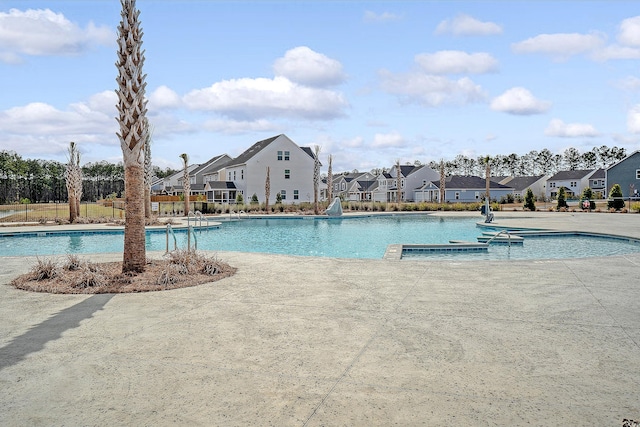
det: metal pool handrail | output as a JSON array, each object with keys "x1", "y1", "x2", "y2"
[
  {"x1": 486, "y1": 229, "x2": 513, "y2": 247},
  {"x1": 166, "y1": 223, "x2": 177, "y2": 253}
]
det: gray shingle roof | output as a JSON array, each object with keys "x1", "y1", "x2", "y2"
[
  {"x1": 503, "y1": 175, "x2": 544, "y2": 191},
  {"x1": 549, "y1": 169, "x2": 594, "y2": 180},
  {"x1": 225, "y1": 135, "x2": 281, "y2": 167},
  {"x1": 432, "y1": 175, "x2": 513, "y2": 189}
]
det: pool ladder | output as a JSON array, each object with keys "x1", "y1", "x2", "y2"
[
  {"x1": 187, "y1": 210, "x2": 204, "y2": 228},
  {"x1": 165, "y1": 223, "x2": 198, "y2": 253}
]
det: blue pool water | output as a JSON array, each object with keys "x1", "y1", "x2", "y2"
[{"x1": 1, "y1": 214, "x2": 639, "y2": 260}]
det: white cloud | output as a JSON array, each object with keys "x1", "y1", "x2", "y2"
[
  {"x1": 379, "y1": 70, "x2": 486, "y2": 107},
  {"x1": 415, "y1": 51, "x2": 498, "y2": 74},
  {"x1": 342, "y1": 136, "x2": 365, "y2": 148},
  {"x1": 371, "y1": 132, "x2": 405, "y2": 148},
  {"x1": 512, "y1": 32, "x2": 605, "y2": 60},
  {"x1": 615, "y1": 76, "x2": 640, "y2": 91},
  {"x1": 149, "y1": 85, "x2": 183, "y2": 110},
  {"x1": 627, "y1": 105, "x2": 640, "y2": 133},
  {"x1": 203, "y1": 118, "x2": 278, "y2": 134},
  {"x1": 0, "y1": 102, "x2": 113, "y2": 136},
  {"x1": 183, "y1": 76, "x2": 348, "y2": 120},
  {"x1": 0, "y1": 98, "x2": 119, "y2": 156},
  {"x1": 490, "y1": 87, "x2": 551, "y2": 115},
  {"x1": 273, "y1": 46, "x2": 346, "y2": 87},
  {"x1": 544, "y1": 119, "x2": 600, "y2": 137},
  {"x1": 86, "y1": 91, "x2": 118, "y2": 115},
  {"x1": 363, "y1": 11, "x2": 402, "y2": 23},
  {"x1": 618, "y1": 15, "x2": 640, "y2": 47},
  {"x1": 435, "y1": 14, "x2": 502, "y2": 36},
  {"x1": 591, "y1": 44, "x2": 640, "y2": 61},
  {"x1": 0, "y1": 8, "x2": 113, "y2": 63}
]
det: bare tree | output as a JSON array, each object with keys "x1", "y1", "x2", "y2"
[
  {"x1": 264, "y1": 166, "x2": 270, "y2": 214},
  {"x1": 116, "y1": 0, "x2": 148, "y2": 273}
]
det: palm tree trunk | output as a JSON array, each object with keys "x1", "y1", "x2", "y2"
[
  {"x1": 123, "y1": 163, "x2": 146, "y2": 272},
  {"x1": 264, "y1": 166, "x2": 270, "y2": 214},
  {"x1": 117, "y1": 0, "x2": 147, "y2": 273}
]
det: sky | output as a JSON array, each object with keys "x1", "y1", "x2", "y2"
[{"x1": 1, "y1": 1, "x2": 640, "y2": 173}]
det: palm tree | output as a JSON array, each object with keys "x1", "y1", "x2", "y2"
[
  {"x1": 484, "y1": 156, "x2": 491, "y2": 201},
  {"x1": 395, "y1": 160, "x2": 401, "y2": 204},
  {"x1": 64, "y1": 141, "x2": 82, "y2": 222},
  {"x1": 143, "y1": 120, "x2": 153, "y2": 219},
  {"x1": 264, "y1": 166, "x2": 270, "y2": 214},
  {"x1": 179, "y1": 153, "x2": 190, "y2": 216},
  {"x1": 116, "y1": 0, "x2": 148, "y2": 273},
  {"x1": 313, "y1": 145, "x2": 320, "y2": 215},
  {"x1": 439, "y1": 159, "x2": 445, "y2": 203},
  {"x1": 327, "y1": 154, "x2": 333, "y2": 203}
]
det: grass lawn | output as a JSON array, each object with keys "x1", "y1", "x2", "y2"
[{"x1": 0, "y1": 204, "x2": 125, "y2": 222}]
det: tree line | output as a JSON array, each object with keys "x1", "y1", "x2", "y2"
[
  {"x1": 424, "y1": 146, "x2": 627, "y2": 178},
  {"x1": 0, "y1": 145, "x2": 628, "y2": 204},
  {"x1": 0, "y1": 150, "x2": 177, "y2": 204}
]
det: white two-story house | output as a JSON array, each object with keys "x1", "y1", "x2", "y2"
[
  {"x1": 208, "y1": 134, "x2": 317, "y2": 205},
  {"x1": 546, "y1": 169, "x2": 599, "y2": 199}
]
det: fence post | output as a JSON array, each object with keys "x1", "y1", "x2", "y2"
[{"x1": 25, "y1": 203, "x2": 28, "y2": 222}]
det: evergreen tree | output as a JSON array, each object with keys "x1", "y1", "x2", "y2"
[
  {"x1": 524, "y1": 188, "x2": 536, "y2": 211},
  {"x1": 556, "y1": 186, "x2": 568, "y2": 210},
  {"x1": 607, "y1": 183, "x2": 625, "y2": 210}
]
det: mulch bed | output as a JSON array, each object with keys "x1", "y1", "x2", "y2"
[{"x1": 10, "y1": 255, "x2": 237, "y2": 294}]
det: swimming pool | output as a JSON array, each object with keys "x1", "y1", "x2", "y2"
[{"x1": 1, "y1": 214, "x2": 639, "y2": 260}]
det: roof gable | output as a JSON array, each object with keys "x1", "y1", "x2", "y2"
[{"x1": 225, "y1": 134, "x2": 281, "y2": 167}]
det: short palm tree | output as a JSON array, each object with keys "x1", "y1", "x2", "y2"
[
  {"x1": 179, "y1": 153, "x2": 190, "y2": 216},
  {"x1": 313, "y1": 145, "x2": 320, "y2": 214},
  {"x1": 64, "y1": 141, "x2": 82, "y2": 222}
]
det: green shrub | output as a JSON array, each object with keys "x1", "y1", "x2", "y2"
[
  {"x1": 607, "y1": 184, "x2": 625, "y2": 211},
  {"x1": 631, "y1": 202, "x2": 640, "y2": 213},
  {"x1": 250, "y1": 193, "x2": 259, "y2": 204}
]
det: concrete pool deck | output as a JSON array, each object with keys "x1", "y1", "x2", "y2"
[{"x1": 0, "y1": 211, "x2": 639, "y2": 425}]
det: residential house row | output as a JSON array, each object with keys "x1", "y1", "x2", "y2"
[{"x1": 153, "y1": 134, "x2": 640, "y2": 204}]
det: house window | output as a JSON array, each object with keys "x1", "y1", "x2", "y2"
[
  {"x1": 241, "y1": 169, "x2": 244, "y2": 180},
  {"x1": 233, "y1": 171, "x2": 236, "y2": 181},
  {"x1": 341, "y1": 182, "x2": 346, "y2": 190},
  {"x1": 284, "y1": 169, "x2": 290, "y2": 179},
  {"x1": 293, "y1": 190, "x2": 299, "y2": 200},
  {"x1": 401, "y1": 179, "x2": 405, "y2": 188},
  {"x1": 550, "y1": 182, "x2": 556, "y2": 188},
  {"x1": 284, "y1": 151, "x2": 290, "y2": 161},
  {"x1": 455, "y1": 192, "x2": 460, "y2": 200},
  {"x1": 570, "y1": 181, "x2": 577, "y2": 187},
  {"x1": 277, "y1": 151, "x2": 283, "y2": 161},
  {"x1": 227, "y1": 172, "x2": 231, "y2": 181},
  {"x1": 280, "y1": 190, "x2": 286, "y2": 200},
  {"x1": 475, "y1": 191, "x2": 480, "y2": 199},
  {"x1": 636, "y1": 169, "x2": 640, "y2": 179},
  {"x1": 334, "y1": 183, "x2": 339, "y2": 190}
]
